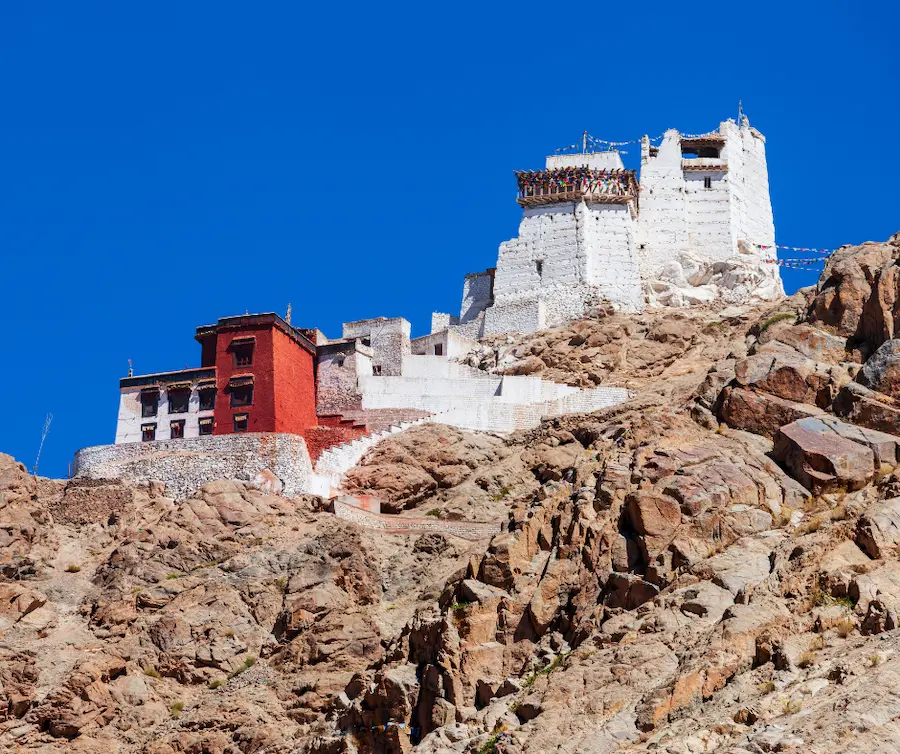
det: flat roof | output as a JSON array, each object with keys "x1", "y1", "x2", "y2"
[
  {"x1": 195, "y1": 313, "x2": 316, "y2": 354},
  {"x1": 120, "y1": 366, "x2": 216, "y2": 390}
]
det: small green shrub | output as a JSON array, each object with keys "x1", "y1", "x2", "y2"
[
  {"x1": 478, "y1": 725, "x2": 507, "y2": 754},
  {"x1": 142, "y1": 665, "x2": 162, "y2": 679},
  {"x1": 226, "y1": 655, "x2": 257, "y2": 680},
  {"x1": 836, "y1": 619, "x2": 855, "y2": 638},
  {"x1": 781, "y1": 697, "x2": 802, "y2": 715},
  {"x1": 170, "y1": 701, "x2": 184, "y2": 718},
  {"x1": 208, "y1": 679, "x2": 225, "y2": 690},
  {"x1": 425, "y1": 509, "x2": 441, "y2": 518},
  {"x1": 869, "y1": 653, "x2": 882, "y2": 667},
  {"x1": 522, "y1": 652, "x2": 571, "y2": 687},
  {"x1": 166, "y1": 572, "x2": 181, "y2": 580},
  {"x1": 757, "y1": 680, "x2": 776, "y2": 694},
  {"x1": 760, "y1": 312, "x2": 796, "y2": 333},
  {"x1": 449, "y1": 601, "x2": 473, "y2": 613},
  {"x1": 797, "y1": 650, "x2": 815, "y2": 669},
  {"x1": 64, "y1": 564, "x2": 81, "y2": 573}
]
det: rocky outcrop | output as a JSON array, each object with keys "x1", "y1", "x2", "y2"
[
  {"x1": 807, "y1": 233, "x2": 900, "y2": 356},
  {"x1": 644, "y1": 252, "x2": 784, "y2": 308}
]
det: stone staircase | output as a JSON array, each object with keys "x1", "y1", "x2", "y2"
[{"x1": 309, "y1": 414, "x2": 441, "y2": 497}]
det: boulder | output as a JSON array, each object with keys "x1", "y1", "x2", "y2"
[
  {"x1": 625, "y1": 492, "x2": 682, "y2": 553},
  {"x1": 770, "y1": 324, "x2": 852, "y2": 364},
  {"x1": 732, "y1": 346, "x2": 831, "y2": 405},
  {"x1": 773, "y1": 416, "x2": 875, "y2": 493},
  {"x1": 719, "y1": 386, "x2": 824, "y2": 438},
  {"x1": 857, "y1": 497, "x2": 900, "y2": 559},
  {"x1": 858, "y1": 339, "x2": 900, "y2": 398},
  {"x1": 693, "y1": 535, "x2": 778, "y2": 598},
  {"x1": 833, "y1": 382, "x2": 900, "y2": 436},
  {"x1": 806, "y1": 235, "x2": 900, "y2": 353}
]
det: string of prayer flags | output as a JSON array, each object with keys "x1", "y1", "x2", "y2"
[{"x1": 754, "y1": 243, "x2": 834, "y2": 255}]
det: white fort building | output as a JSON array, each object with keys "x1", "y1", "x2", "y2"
[{"x1": 434, "y1": 116, "x2": 782, "y2": 337}]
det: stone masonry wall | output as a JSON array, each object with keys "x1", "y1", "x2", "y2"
[
  {"x1": 73, "y1": 433, "x2": 313, "y2": 500},
  {"x1": 316, "y1": 342, "x2": 372, "y2": 416},
  {"x1": 342, "y1": 318, "x2": 411, "y2": 377}
]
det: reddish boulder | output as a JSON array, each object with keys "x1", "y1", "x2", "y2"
[
  {"x1": 773, "y1": 416, "x2": 875, "y2": 493},
  {"x1": 719, "y1": 386, "x2": 824, "y2": 438},
  {"x1": 833, "y1": 382, "x2": 900, "y2": 436},
  {"x1": 806, "y1": 235, "x2": 900, "y2": 355}
]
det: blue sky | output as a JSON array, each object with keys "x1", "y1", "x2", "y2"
[{"x1": 1, "y1": 2, "x2": 897, "y2": 477}]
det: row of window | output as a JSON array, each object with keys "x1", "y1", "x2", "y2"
[
  {"x1": 141, "y1": 384, "x2": 253, "y2": 417},
  {"x1": 141, "y1": 414, "x2": 249, "y2": 441}
]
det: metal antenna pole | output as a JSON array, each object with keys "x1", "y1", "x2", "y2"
[{"x1": 582, "y1": 131, "x2": 588, "y2": 153}]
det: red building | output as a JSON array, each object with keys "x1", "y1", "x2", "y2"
[
  {"x1": 115, "y1": 312, "x2": 369, "y2": 459},
  {"x1": 195, "y1": 314, "x2": 318, "y2": 436}
]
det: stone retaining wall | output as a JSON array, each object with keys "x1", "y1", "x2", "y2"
[
  {"x1": 73, "y1": 433, "x2": 313, "y2": 500},
  {"x1": 333, "y1": 499, "x2": 500, "y2": 541}
]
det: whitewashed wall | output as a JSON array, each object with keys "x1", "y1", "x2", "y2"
[
  {"x1": 635, "y1": 129, "x2": 690, "y2": 278},
  {"x1": 460, "y1": 271, "x2": 493, "y2": 323},
  {"x1": 116, "y1": 386, "x2": 214, "y2": 444}
]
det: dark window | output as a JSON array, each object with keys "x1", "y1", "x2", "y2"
[
  {"x1": 230, "y1": 384, "x2": 253, "y2": 408},
  {"x1": 535, "y1": 260, "x2": 543, "y2": 277},
  {"x1": 434, "y1": 343, "x2": 443, "y2": 356},
  {"x1": 704, "y1": 176, "x2": 712, "y2": 189},
  {"x1": 170, "y1": 419, "x2": 185, "y2": 439},
  {"x1": 372, "y1": 364, "x2": 382, "y2": 376},
  {"x1": 233, "y1": 342, "x2": 254, "y2": 367},
  {"x1": 199, "y1": 418, "x2": 214, "y2": 436},
  {"x1": 199, "y1": 388, "x2": 216, "y2": 411},
  {"x1": 141, "y1": 391, "x2": 159, "y2": 418},
  {"x1": 141, "y1": 423, "x2": 156, "y2": 442},
  {"x1": 167, "y1": 388, "x2": 190, "y2": 414},
  {"x1": 233, "y1": 413, "x2": 249, "y2": 432}
]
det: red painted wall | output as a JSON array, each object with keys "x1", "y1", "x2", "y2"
[
  {"x1": 212, "y1": 320, "x2": 317, "y2": 437},
  {"x1": 272, "y1": 327, "x2": 317, "y2": 433},
  {"x1": 213, "y1": 325, "x2": 276, "y2": 435}
]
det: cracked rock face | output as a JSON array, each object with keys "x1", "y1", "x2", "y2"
[{"x1": 5, "y1": 235, "x2": 900, "y2": 754}]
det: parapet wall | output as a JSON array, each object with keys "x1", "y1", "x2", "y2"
[{"x1": 73, "y1": 433, "x2": 313, "y2": 500}]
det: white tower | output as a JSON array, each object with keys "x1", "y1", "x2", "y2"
[
  {"x1": 480, "y1": 149, "x2": 643, "y2": 336},
  {"x1": 636, "y1": 117, "x2": 778, "y2": 278}
]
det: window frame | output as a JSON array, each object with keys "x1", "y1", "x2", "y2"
[
  {"x1": 232, "y1": 341, "x2": 254, "y2": 368},
  {"x1": 233, "y1": 413, "x2": 249, "y2": 432},
  {"x1": 170, "y1": 419, "x2": 185, "y2": 439},
  {"x1": 140, "y1": 390, "x2": 159, "y2": 418},
  {"x1": 198, "y1": 417, "x2": 214, "y2": 436},
  {"x1": 198, "y1": 387, "x2": 216, "y2": 411},
  {"x1": 141, "y1": 423, "x2": 157, "y2": 442},
  {"x1": 167, "y1": 387, "x2": 190, "y2": 414},
  {"x1": 230, "y1": 383, "x2": 254, "y2": 408}
]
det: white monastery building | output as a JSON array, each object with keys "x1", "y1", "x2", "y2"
[{"x1": 435, "y1": 116, "x2": 782, "y2": 337}]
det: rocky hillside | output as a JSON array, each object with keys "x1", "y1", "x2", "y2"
[{"x1": 4, "y1": 234, "x2": 900, "y2": 753}]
